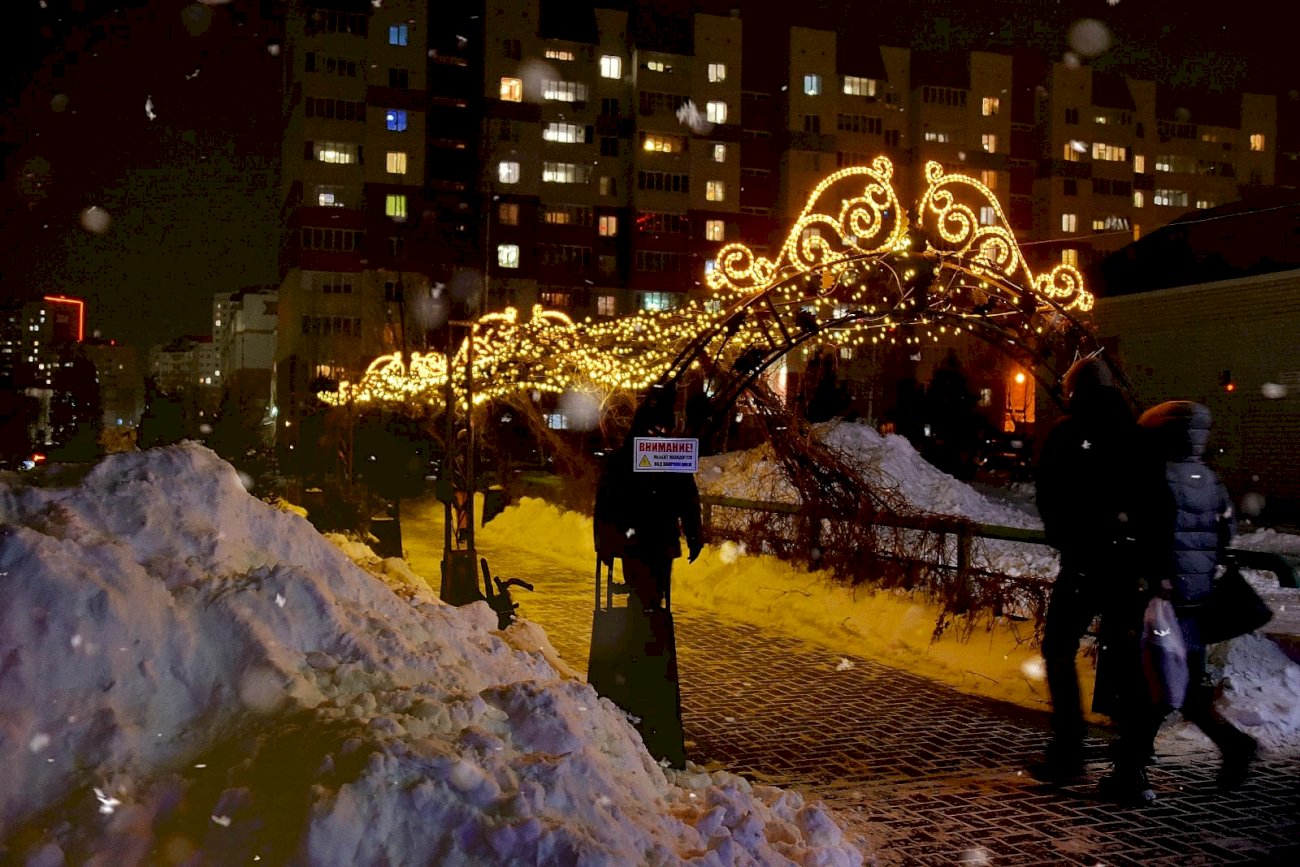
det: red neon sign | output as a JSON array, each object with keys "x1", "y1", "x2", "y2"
[{"x1": 43, "y1": 295, "x2": 85, "y2": 342}]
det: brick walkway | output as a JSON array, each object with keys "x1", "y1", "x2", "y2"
[{"x1": 405, "y1": 504, "x2": 1300, "y2": 865}]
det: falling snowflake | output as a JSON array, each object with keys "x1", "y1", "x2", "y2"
[
  {"x1": 94, "y1": 788, "x2": 121, "y2": 815},
  {"x1": 675, "y1": 99, "x2": 713, "y2": 134},
  {"x1": 836, "y1": 658, "x2": 854, "y2": 671},
  {"x1": 144, "y1": 95, "x2": 157, "y2": 121}
]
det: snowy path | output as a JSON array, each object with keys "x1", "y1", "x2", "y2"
[{"x1": 404, "y1": 496, "x2": 1300, "y2": 865}]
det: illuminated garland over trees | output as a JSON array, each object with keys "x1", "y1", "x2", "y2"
[{"x1": 320, "y1": 158, "x2": 1096, "y2": 415}]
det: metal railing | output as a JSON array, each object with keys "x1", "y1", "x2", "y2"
[{"x1": 700, "y1": 494, "x2": 1298, "y2": 590}]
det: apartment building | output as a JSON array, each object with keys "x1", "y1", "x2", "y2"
[
  {"x1": 481, "y1": 0, "x2": 743, "y2": 315},
  {"x1": 1035, "y1": 61, "x2": 1276, "y2": 268},
  {"x1": 272, "y1": 2, "x2": 1283, "y2": 442},
  {"x1": 275, "y1": 0, "x2": 483, "y2": 447}
]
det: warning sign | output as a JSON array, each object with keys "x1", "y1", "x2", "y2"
[{"x1": 632, "y1": 437, "x2": 699, "y2": 473}]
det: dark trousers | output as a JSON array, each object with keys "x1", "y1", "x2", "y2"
[
  {"x1": 622, "y1": 554, "x2": 674, "y2": 612},
  {"x1": 1113, "y1": 612, "x2": 1253, "y2": 773},
  {"x1": 1042, "y1": 568, "x2": 1106, "y2": 750}
]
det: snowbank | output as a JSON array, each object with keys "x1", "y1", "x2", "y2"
[{"x1": 0, "y1": 444, "x2": 864, "y2": 864}]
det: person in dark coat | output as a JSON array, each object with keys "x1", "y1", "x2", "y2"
[
  {"x1": 593, "y1": 395, "x2": 703, "y2": 612},
  {"x1": 1031, "y1": 355, "x2": 1143, "y2": 783},
  {"x1": 1099, "y1": 400, "x2": 1256, "y2": 802}
]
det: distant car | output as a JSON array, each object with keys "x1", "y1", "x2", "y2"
[{"x1": 975, "y1": 433, "x2": 1033, "y2": 479}]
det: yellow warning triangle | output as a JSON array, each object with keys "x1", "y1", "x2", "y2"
[{"x1": 638, "y1": 455, "x2": 652, "y2": 468}]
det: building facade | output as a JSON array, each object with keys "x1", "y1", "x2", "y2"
[{"x1": 272, "y1": 1, "x2": 1285, "y2": 442}]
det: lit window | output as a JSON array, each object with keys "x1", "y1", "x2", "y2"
[
  {"x1": 639, "y1": 291, "x2": 675, "y2": 311},
  {"x1": 1133, "y1": 191, "x2": 1144, "y2": 208},
  {"x1": 386, "y1": 109, "x2": 408, "y2": 132},
  {"x1": 803, "y1": 74, "x2": 822, "y2": 96},
  {"x1": 497, "y1": 244, "x2": 520, "y2": 268},
  {"x1": 842, "y1": 76, "x2": 876, "y2": 97},
  {"x1": 542, "y1": 161, "x2": 585, "y2": 183},
  {"x1": 1092, "y1": 142, "x2": 1126, "y2": 161},
  {"x1": 712, "y1": 143, "x2": 726, "y2": 163},
  {"x1": 706, "y1": 100, "x2": 728, "y2": 124},
  {"x1": 385, "y1": 151, "x2": 407, "y2": 174},
  {"x1": 544, "y1": 122, "x2": 581, "y2": 143},
  {"x1": 1092, "y1": 217, "x2": 1106, "y2": 231},
  {"x1": 708, "y1": 63, "x2": 726, "y2": 83},
  {"x1": 924, "y1": 131, "x2": 950, "y2": 143},
  {"x1": 979, "y1": 170, "x2": 997, "y2": 190},
  {"x1": 979, "y1": 206, "x2": 996, "y2": 226},
  {"x1": 1062, "y1": 249, "x2": 1078, "y2": 267},
  {"x1": 981, "y1": 97, "x2": 999, "y2": 116},
  {"x1": 1250, "y1": 133, "x2": 1265, "y2": 151},
  {"x1": 315, "y1": 142, "x2": 359, "y2": 164},
  {"x1": 500, "y1": 77, "x2": 523, "y2": 102},
  {"x1": 314, "y1": 185, "x2": 343, "y2": 206},
  {"x1": 596, "y1": 295, "x2": 616, "y2": 316},
  {"x1": 1094, "y1": 114, "x2": 1108, "y2": 125},
  {"x1": 1134, "y1": 154, "x2": 1146, "y2": 173},
  {"x1": 1196, "y1": 198, "x2": 1216, "y2": 209},
  {"x1": 981, "y1": 133, "x2": 997, "y2": 153},
  {"x1": 498, "y1": 203, "x2": 519, "y2": 225},
  {"x1": 646, "y1": 60, "x2": 670, "y2": 73},
  {"x1": 498, "y1": 161, "x2": 520, "y2": 184},
  {"x1": 388, "y1": 24, "x2": 408, "y2": 46},
  {"x1": 598, "y1": 215, "x2": 618, "y2": 236},
  {"x1": 599, "y1": 176, "x2": 616, "y2": 196},
  {"x1": 542, "y1": 80, "x2": 587, "y2": 102},
  {"x1": 600, "y1": 55, "x2": 622, "y2": 79},
  {"x1": 705, "y1": 219, "x2": 724, "y2": 241},
  {"x1": 704, "y1": 259, "x2": 717, "y2": 273},
  {"x1": 1062, "y1": 142, "x2": 1081, "y2": 162},
  {"x1": 706, "y1": 180, "x2": 725, "y2": 202},
  {"x1": 642, "y1": 133, "x2": 682, "y2": 153},
  {"x1": 1133, "y1": 224, "x2": 1141, "y2": 240},
  {"x1": 545, "y1": 49, "x2": 575, "y2": 61},
  {"x1": 1061, "y1": 213, "x2": 1077, "y2": 232},
  {"x1": 385, "y1": 194, "x2": 406, "y2": 219}
]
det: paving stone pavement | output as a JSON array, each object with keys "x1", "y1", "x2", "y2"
[{"x1": 405, "y1": 505, "x2": 1300, "y2": 865}]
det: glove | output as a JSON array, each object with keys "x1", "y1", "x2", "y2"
[{"x1": 687, "y1": 541, "x2": 702, "y2": 564}]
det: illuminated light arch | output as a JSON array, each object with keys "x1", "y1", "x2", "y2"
[{"x1": 323, "y1": 157, "x2": 1112, "y2": 434}]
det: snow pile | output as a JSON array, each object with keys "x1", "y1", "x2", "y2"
[
  {"x1": 699, "y1": 420, "x2": 1041, "y2": 529},
  {"x1": 0, "y1": 444, "x2": 863, "y2": 864},
  {"x1": 698, "y1": 420, "x2": 1057, "y2": 582}
]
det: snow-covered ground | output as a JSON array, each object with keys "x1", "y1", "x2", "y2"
[
  {"x1": 3, "y1": 424, "x2": 1297, "y2": 863},
  {"x1": 476, "y1": 420, "x2": 1300, "y2": 760},
  {"x1": 0, "y1": 445, "x2": 863, "y2": 865}
]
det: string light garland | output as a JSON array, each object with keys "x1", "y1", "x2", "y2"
[{"x1": 321, "y1": 158, "x2": 1095, "y2": 411}]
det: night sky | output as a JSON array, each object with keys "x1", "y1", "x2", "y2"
[{"x1": 1, "y1": 0, "x2": 1294, "y2": 350}]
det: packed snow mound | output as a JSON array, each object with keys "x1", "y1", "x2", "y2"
[
  {"x1": 698, "y1": 420, "x2": 1042, "y2": 530},
  {"x1": 0, "y1": 444, "x2": 863, "y2": 865}
]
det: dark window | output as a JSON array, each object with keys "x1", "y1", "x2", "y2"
[
  {"x1": 1065, "y1": 108, "x2": 1079, "y2": 125},
  {"x1": 1064, "y1": 179, "x2": 1077, "y2": 196},
  {"x1": 600, "y1": 137, "x2": 619, "y2": 156},
  {"x1": 388, "y1": 68, "x2": 409, "y2": 89}
]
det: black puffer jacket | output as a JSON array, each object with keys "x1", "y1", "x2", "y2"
[{"x1": 1138, "y1": 401, "x2": 1235, "y2": 604}]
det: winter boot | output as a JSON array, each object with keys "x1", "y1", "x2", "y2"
[
  {"x1": 1098, "y1": 766, "x2": 1157, "y2": 804},
  {"x1": 1216, "y1": 731, "x2": 1258, "y2": 792},
  {"x1": 1028, "y1": 740, "x2": 1087, "y2": 785}
]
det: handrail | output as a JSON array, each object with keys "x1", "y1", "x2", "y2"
[{"x1": 699, "y1": 494, "x2": 1299, "y2": 588}]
